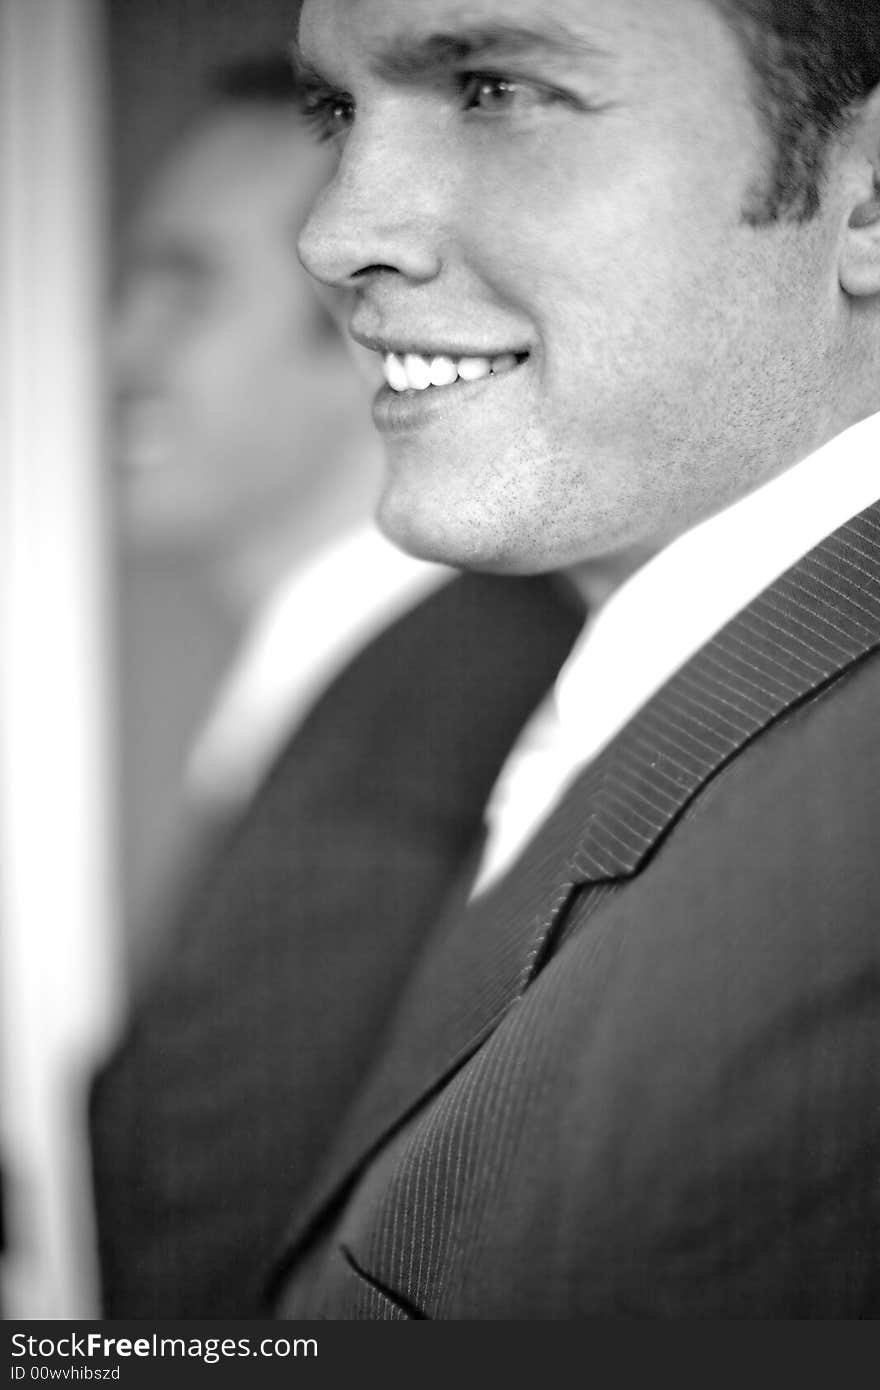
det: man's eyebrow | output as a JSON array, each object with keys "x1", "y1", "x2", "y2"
[
  {"x1": 288, "y1": 37, "x2": 329, "y2": 89},
  {"x1": 372, "y1": 24, "x2": 613, "y2": 83},
  {"x1": 291, "y1": 22, "x2": 613, "y2": 88}
]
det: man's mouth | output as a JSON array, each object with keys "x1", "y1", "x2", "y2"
[{"x1": 381, "y1": 350, "x2": 529, "y2": 393}]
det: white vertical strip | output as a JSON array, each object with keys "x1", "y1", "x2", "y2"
[{"x1": 0, "y1": 0, "x2": 123, "y2": 1318}]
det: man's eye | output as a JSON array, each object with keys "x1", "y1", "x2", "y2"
[
  {"x1": 301, "y1": 93, "x2": 355, "y2": 143},
  {"x1": 459, "y1": 74, "x2": 554, "y2": 115}
]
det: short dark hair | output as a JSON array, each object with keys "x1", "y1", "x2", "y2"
[{"x1": 715, "y1": 0, "x2": 880, "y2": 223}]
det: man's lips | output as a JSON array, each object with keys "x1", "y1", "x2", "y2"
[
  {"x1": 370, "y1": 350, "x2": 530, "y2": 433},
  {"x1": 348, "y1": 326, "x2": 531, "y2": 392},
  {"x1": 349, "y1": 325, "x2": 530, "y2": 359}
]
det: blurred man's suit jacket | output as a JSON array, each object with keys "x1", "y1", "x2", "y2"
[
  {"x1": 90, "y1": 571, "x2": 583, "y2": 1316},
  {"x1": 92, "y1": 503, "x2": 880, "y2": 1319}
]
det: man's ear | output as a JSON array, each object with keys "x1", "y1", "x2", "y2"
[{"x1": 840, "y1": 86, "x2": 880, "y2": 299}]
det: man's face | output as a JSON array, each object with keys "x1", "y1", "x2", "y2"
[
  {"x1": 297, "y1": 0, "x2": 849, "y2": 574},
  {"x1": 113, "y1": 110, "x2": 368, "y2": 554}
]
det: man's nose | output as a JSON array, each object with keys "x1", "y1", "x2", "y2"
[{"x1": 298, "y1": 117, "x2": 445, "y2": 290}]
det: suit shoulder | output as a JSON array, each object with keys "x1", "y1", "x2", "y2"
[{"x1": 678, "y1": 640, "x2": 880, "y2": 893}]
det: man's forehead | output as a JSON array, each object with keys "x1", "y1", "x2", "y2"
[
  {"x1": 297, "y1": 0, "x2": 623, "y2": 73},
  {"x1": 294, "y1": 0, "x2": 730, "y2": 91}
]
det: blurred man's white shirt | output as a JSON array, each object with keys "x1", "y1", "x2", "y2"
[{"x1": 186, "y1": 524, "x2": 453, "y2": 812}]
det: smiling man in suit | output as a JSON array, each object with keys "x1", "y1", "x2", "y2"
[
  {"x1": 92, "y1": 0, "x2": 880, "y2": 1319},
  {"x1": 265, "y1": 0, "x2": 880, "y2": 1317}
]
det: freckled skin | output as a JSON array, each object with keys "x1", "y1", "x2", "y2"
[{"x1": 298, "y1": 0, "x2": 863, "y2": 577}]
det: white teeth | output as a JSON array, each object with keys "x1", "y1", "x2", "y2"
[
  {"x1": 403, "y1": 353, "x2": 432, "y2": 391},
  {"x1": 385, "y1": 353, "x2": 410, "y2": 393},
  {"x1": 429, "y1": 355, "x2": 459, "y2": 387},
  {"x1": 457, "y1": 356, "x2": 492, "y2": 382},
  {"x1": 382, "y1": 350, "x2": 524, "y2": 392}
]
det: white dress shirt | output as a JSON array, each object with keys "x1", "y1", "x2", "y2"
[
  {"x1": 186, "y1": 526, "x2": 453, "y2": 812},
  {"x1": 473, "y1": 410, "x2": 880, "y2": 897}
]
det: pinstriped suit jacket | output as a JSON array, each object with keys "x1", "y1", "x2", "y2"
[{"x1": 270, "y1": 500, "x2": 880, "y2": 1318}]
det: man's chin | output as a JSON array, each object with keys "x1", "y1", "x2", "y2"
[{"x1": 375, "y1": 492, "x2": 550, "y2": 577}]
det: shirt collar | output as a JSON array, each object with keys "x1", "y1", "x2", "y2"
[{"x1": 556, "y1": 410, "x2": 880, "y2": 751}]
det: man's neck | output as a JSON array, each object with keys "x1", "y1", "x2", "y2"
[{"x1": 564, "y1": 543, "x2": 659, "y2": 616}]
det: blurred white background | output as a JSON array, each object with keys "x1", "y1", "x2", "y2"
[{"x1": 1, "y1": 0, "x2": 119, "y2": 1318}]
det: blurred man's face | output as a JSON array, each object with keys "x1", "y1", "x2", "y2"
[
  {"x1": 297, "y1": 0, "x2": 849, "y2": 575},
  {"x1": 113, "y1": 109, "x2": 366, "y2": 553}
]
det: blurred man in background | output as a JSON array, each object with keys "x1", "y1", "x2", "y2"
[
  {"x1": 111, "y1": 57, "x2": 448, "y2": 979},
  {"x1": 92, "y1": 53, "x2": 460, "y2": 1317}
]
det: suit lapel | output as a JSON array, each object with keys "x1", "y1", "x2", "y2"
[
  {"x1": 272, "y1": 500, "x2": 880, "y2": 1282},
  {"x1": 569, "y1": 500, "x2": 880, "y2": 881}
]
